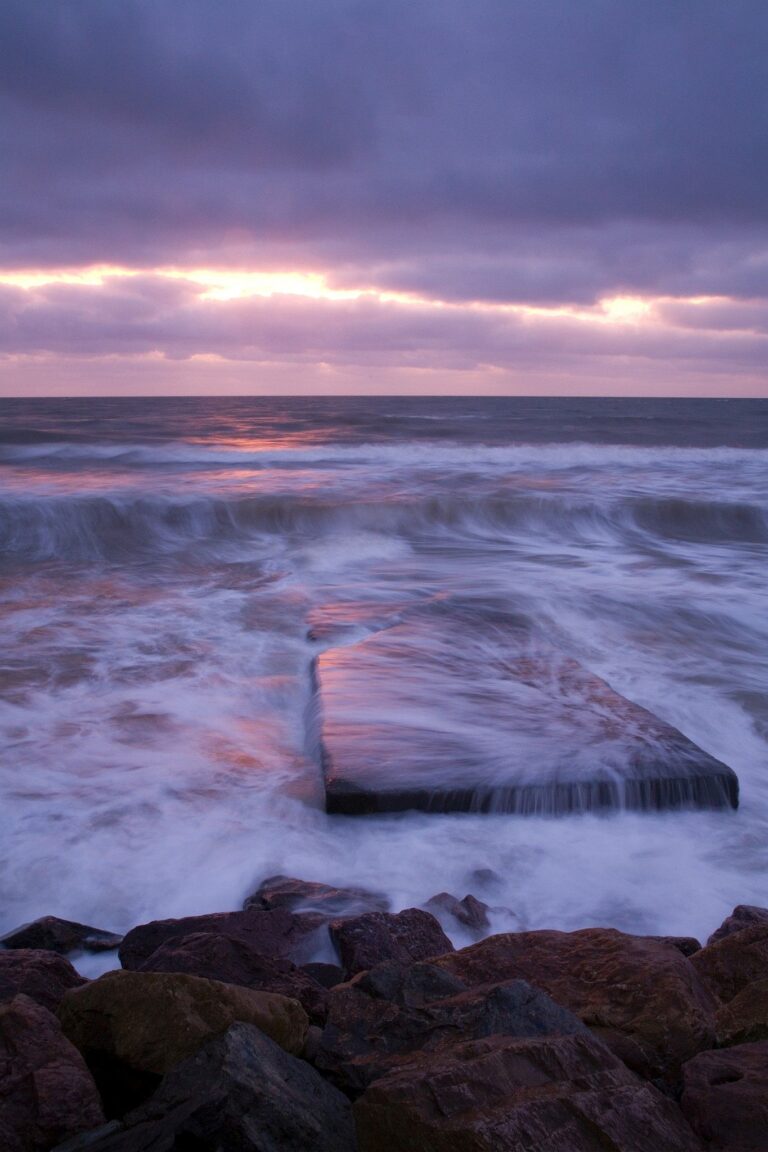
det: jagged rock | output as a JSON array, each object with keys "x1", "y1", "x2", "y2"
[
  {"x1": 0, "y1": 994, "x2": 104, "y2": 1152},
  {"x1": 118, "y1": 906, "x2": 324, "y2": 970},
  {"x1": 649, "y1": 936, "x2": 702, "y2": 957},
  {"x1": 300, "y1": 962, "x2": 345, "y2": 988},
  {"x1": 330, "y1": 908, "x2": 453, "y2": 978},
  {"x1": 0, "y1": 948, "x2": 85, "y2": 1012},
  {"x1": 0, "y1": 916, "x2": 122, "y2": 955},
  {"x1": 353, "y1": 1032, "x2": 704, "y2": 1152},
  {"x1": 245, "y1": 874, "x2": 389, "y2": 917},
  {"x1": 58, "y1": 970, "x2": 308, "y2": 1115},
  {"x1": 315, "y1": 959, "x2": 589, "y2": 1097},
  {"x1": 715, "y1": 978, "x2": 768, "y2": 1046},
  {"x1": 435, "y1": 928, "x2": 717, "y2": 1080},
  {"x1": 424, "y1": 891, "x2": 491, "y2": 932},
  {"x1": 137, "y1": 932, "x2": 328, "y2": 1023},
  {"x1": 707, "y1": 905, "x2": 768, "y2": 946},
  {"x1": 681, "y1": 1040, "x2": 768, "y2": 1150},
  {"x1": 48, "y1": 1022, "x2": 357, "y2": 1152},
  {"x1": 691, "y1": 922, "x2": 768, "y2": 1003}
]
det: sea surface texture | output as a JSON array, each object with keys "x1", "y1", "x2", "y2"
[{"x1": 1, "y1": 397, "x2": 766, "y2": 956}]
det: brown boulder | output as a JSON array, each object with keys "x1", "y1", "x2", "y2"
[
  {"x1": 245, "y1": 874, "x2": 389, "y2": 917},
  {"x1": 715, "y1": 978, "x2": 768, "y2": 1047},
  {"x1": 354, "y1": 1032, "x2": 704, "y2": 1152},
  {"x1": 707, "y1": 905, "x2": 768, "y2": 946},
  {"x1": 424, "y1": 891, "x2": 491, "y2": 932},
  {"x1": 118, "y1": 906, "x2": 324, "y2": 970},
  {"x1": 315, "y1": 959, "x2": 589, "y2": 1096},
  {"x1": 330, "y1": 908, "x2": 453, "y2": 978},
  {"x1": 681, "y1": 1040, "x2": 768, "y2": 1150},
  {"x1": 137, "y1": 932, "x2": 328, "y2": 1024},
  {"x1": 58, "y1": 970, "x2": 308, "y2": 1078},
  {"x1": 435, "y1": 928, "x2": 716, "y2": 1079},
  {"x1": 0, "y1": 994, "x2": 104, "y2": 1152},
  {"x1": 691, "y1": 923, "x2": 768, "y2": 1003},
  {"x1": 0, "y1": 915, "x2": 122, "y2": 955},
  {"x1": 0, "y1": 948, "x2": 85, "y2": 1012}
]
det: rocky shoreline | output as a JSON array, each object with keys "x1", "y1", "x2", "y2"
[{"x1": 2, "y1": 878, "x2": 767, "y2": 1151}]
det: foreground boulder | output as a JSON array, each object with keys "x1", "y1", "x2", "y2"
[
  {"x1": 58, "y1": 970, "x2": 308, "y2": 1115},
  {"x1": 0, "y1": 994, "x2": 104, "y2": 1152},
  {"x1": 0, "y1": 916, "x2": 122, "y2": 956},
  {"x1": 435, "y1": 928, "x2": 717, "y2": 1079},
  {"x1": 118, "y1": 906, "x2": 323, "y2": 970},
  {"x1": 315, "y1": 959, "x2": 589, "y2": 1096},
  {"x1": 0, "y1": 949, "x2": 85, "y2": 1013},
  {"x1": 245, "y1": 874, "x2": 389, "y2": 918},
  {"x1": 55, "y1": 1022, "x2": 357, "y2": 1152},
  {"x1": 707, "y1": 905, "x2": 768, "y2": 946},
  {"x1": 353, "y1": 1032, "x2": 704, "y2": 1152},
  {"x1": 330, "y1": 908, "x2": 453, "y2": 979},
  {"x1": 681, "y1": 1040, "x2": 768, "y2": 1150},
  {"x1": 137, "y1": 932, "x2": 328, "y2": 1023},
  {"x1": 691, "y1": 922, "x2": 768, "y2": 1003}
]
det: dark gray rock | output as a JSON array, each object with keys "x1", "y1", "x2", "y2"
[
  {"x1": 315, "y1": 958, "x2": 589, "y2": 1097},
  {"x1": 0, "y1": 948, "x2": 85, "y2": 1012},
  {"x1": 300, "y1": 961, "x2": 345, "y2": 989},
  {"x1": 424, "y1": 891, "x2": 491, "y2": 932},
  {"x1": 50, "y1": 1022, "x2": 357, "y2": 1152},
  {"x1": 0, "y1": 916, "x2": 122, "y2": 955},
  {"x1": 330, "y1": 908, "x2": 453, "y2": 979}
]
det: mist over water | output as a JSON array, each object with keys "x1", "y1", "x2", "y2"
[{"x1": 1, "y1": 397, "x2": 767, "y2": 956}]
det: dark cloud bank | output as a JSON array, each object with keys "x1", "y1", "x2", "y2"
[{"x1": 1, "y1": 0, "x2": 767, "y2": 390}]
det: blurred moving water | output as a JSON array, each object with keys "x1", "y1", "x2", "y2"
[{"x1": 0, "y1": 396, "x2": 766, "y2": 951}]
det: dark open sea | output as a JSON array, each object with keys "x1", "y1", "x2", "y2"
[{"x1": 1, "y1": 396, "x2": 767, "y2": 966}]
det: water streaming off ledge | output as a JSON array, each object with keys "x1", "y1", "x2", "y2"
[{"x1": 312, "y1": 606, "x2": 739, "y2": 816}]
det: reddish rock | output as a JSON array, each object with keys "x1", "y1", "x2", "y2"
[
  {"x1": 707, "y1": 905, "x2": 768, "y2": 946},
  {"x1": 137, "y1": 931, "x2": 328, "y2": 1023},
  {"x1": 118, "y1": 906, "x2": 324, "y2": 970},
  {"x1": 0, "y1": 994, "x2": 104, "y2": 1152},
  {"x1": 244, "y1": 874, "x2": 389, "y2": 917},
  {"x1": 691, "y1": 922, "x2": 768, "y2": 1003},
  {"x1": 435, "y1": 928, "x2": 716, "y2": 1080},
  {"x1": 681, "y1": 1040, "x2": 768, "y2": 1150},
  {"x1": 0, "y1": 948, "x2": 85, "y2": 1012},
  {"x1": 715, "y1": 978, "x2": 768, "y2": 1047},
  {"x1": 330, "y1": 908, "x2": 453, "y2": 978},
  {"x1": 0, "y1": 915, "x2": 122, "y2": 955},
  {"x1": 354, "y1": 1032, "x2": 704, "y2": 1152},
  {"x1": 315, "y1": 959, "x2": 589, "y2": 1096},
  {"x1": 424, "y1": 891, "x2": 491, "y2": 932}
]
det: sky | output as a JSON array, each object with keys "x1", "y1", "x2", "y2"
[{"x1": 1, "y1": 0, "x2": 767, "y2": 397}]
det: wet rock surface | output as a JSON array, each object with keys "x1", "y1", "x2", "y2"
[
  {"x1": 681, "y1": 1040, "x2": 768, "y2": 1151},
  {"x1": 137, "y1": 932, "x2": 328, "y2": 1024},
  {"x1": 118, "y1": 906, "x2": 324, "y2": 971},
  {"x1": 315, "y1": 959, "x2": 589, "y2": 1097},
  {"x1": 0, "y1": 949, "x2": 85, "y2": 1014},
  {"x1": 0, "y1": 917, "x2": 122, "y2": 956},
  {"x1": 424, "y1": 891, "x2": 492, "y2": 933},
  {"x1": 353, "y1": 1032, "x2": 704, "y2": 1152},
  {"x1": 329, "y1": 908, "x2": 453, "y2": 979},
  {"x1": 245, "y1": 875, "x2": 389, "y2": 918},
  {"x1": 0, "y1": 994, "x2": 104, "y2": 1152},
  {"x1": 691, "y1": 922, "x2": 768, "y2": 1004},
  {"x1": 53, "y1": 1023, "x2": 357, "y2": 1152},
  {"x1": 435, "y1": 927, "x2": 717, "y2": 1079},
  {"x1": 706, "y1": 904, "x2": 768, "y2": 946}
]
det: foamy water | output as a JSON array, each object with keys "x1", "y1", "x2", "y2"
[{"x1": 1, "y1": 397, "x2": 766, "y2": 957}]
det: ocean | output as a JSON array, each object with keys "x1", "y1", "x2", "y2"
[{"x1": 1, "y1": 396, "x2": 766, "y2": 964}]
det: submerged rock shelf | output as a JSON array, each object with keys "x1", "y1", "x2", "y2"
[{"x1": 313, "y1": 614, "x2": 739, "y2": 816}]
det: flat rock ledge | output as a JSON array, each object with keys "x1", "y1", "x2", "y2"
[{"x1": 1, "y1": 892, "x2": 766, "y2": 1151}]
